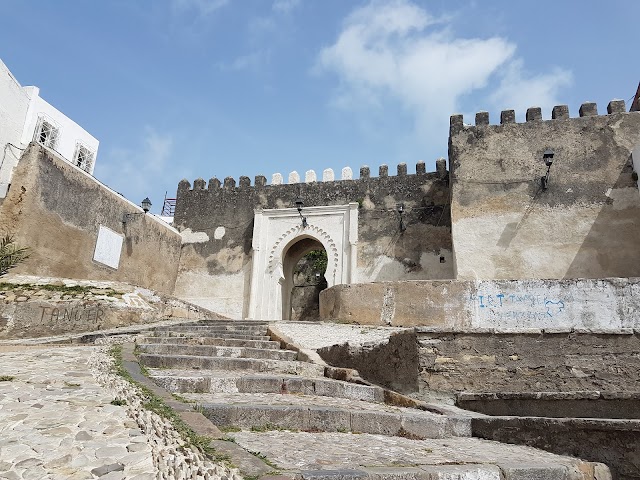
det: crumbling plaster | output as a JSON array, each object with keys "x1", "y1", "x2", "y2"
[
  {"x1": 449, "y1": 104, "x2": 640, "y2": 280},
  {"x1": 0, "y1": 144, "x2": 181, "y2": 294}
]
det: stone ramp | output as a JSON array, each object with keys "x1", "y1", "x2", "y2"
[
  {"x1": 137, "y1": 320, "x2": 611, "y2": 479},
  {"x1": 228, "y1": 431, "x2": 610, "y2": 480}
]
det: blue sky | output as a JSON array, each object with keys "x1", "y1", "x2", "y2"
[{"x1": 1, "y1": 0, "x2": 638, "y2": 213}]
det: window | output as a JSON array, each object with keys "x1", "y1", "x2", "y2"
[
  {"x1": 34, "y1": 116, "x2": 59, "y2": 149},
  {"x1": 73, "y1": 143, "x2": 95, "y2": 173}
]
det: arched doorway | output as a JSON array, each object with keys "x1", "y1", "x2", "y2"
[
  {"x1": 247, "y1": 203, "x2": 358, "y2": 320},
  {"x1": 281, "y1": 237, "x2": 327, "y2": 320}
]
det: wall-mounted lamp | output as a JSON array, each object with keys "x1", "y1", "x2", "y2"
[
  {"x1": 295, "y1": 197, "x2": 308, "y2": 228},
  {"x1": 396, "y1": 202, "x2": 406, "y2": 232},
  {"x1": 540, "y1": 149, "x2": 554, "y2": 190},
  {"x1": 123, "y1": 197, "x2": 152, "y2": 225}
]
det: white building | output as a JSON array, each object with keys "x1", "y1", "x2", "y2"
[{"x1": 0, "y1": 59, "x2": 99, "y2": 197}]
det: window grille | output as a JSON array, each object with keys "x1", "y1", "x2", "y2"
[
  {"x1": 73, "y1": 143, "x2": 95, "y2": 173},
  {"x1": 34, "y1": 116, "x2": 59, "y2": 149}
]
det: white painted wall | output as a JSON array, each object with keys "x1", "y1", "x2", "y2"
[
  {"x1": 0, "y1": 59, "x2": 31, "y2": 197},
  {"x1": 21, "y1": 91, "x2": 99, "y2": 174},
  {"x1": 0, "y1": 59, "x2": 99, "y2": 198}
]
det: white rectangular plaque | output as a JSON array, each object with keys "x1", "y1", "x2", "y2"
[{"x1": 93, "y1": 225, "x2": 123, "y2": 269}]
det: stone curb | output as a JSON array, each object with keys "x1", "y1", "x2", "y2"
[{"x1": 119, "y1": 342, "x2": 275, "y2": 478}]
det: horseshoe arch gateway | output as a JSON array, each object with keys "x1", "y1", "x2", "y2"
[{"x1": 247, "y1": 203, "x2": 358, "y2": 320}]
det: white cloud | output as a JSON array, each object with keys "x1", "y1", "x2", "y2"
[
  {"x1": 317, "y1": 0, "x2": 571, "y2": 145},
  {"x1": 98, "y1": 127, "x2": 176, "y2": 202},
  {"x1": 171, "y1": 0, "x2": 229, "y2": 17},
  {"x1": 489, "y1": 60, "x2": 573, "y2": 118},
  {"x1": 272, "y1": 0, "x2": 300, "y2": 14}
]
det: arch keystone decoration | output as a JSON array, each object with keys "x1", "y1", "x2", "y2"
[{"x1": 247, "y1": 203, "x2": 358, "y2": 320}]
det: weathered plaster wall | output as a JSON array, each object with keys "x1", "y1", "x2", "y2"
[
  {"x1": 449, "y1": 101, "x2": 640, "y2": 280},
  {"x1": 321, "y1": 277, "x2": 640, "y2": 329},
  {"x1": 417, "y1": 330, "x2": 640, "y2": 397},
  {"x1": 173, "y1": 164, "x2": 453, "y2": 318},
  {"x1": 0, "y1": 144, "x2": 181, "y2": 294}
]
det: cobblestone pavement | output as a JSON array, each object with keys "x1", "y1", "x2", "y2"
[
  {"x1": 273, "y1": 322, "x2": 404, "y2": 349},
  {"x1": 0, "y1": 345, "x2": 241, "y2": 480},
  {"x1": 0, "y1": 346, "x2": 154, "y2": 480}
]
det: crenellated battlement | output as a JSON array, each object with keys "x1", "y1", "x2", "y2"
[
  {"x1": 178, "y1": 159, "x2": 447, "y2": 192},
  {"x1": 450, "y1": 99, "x2": 630, "y2": 134}
]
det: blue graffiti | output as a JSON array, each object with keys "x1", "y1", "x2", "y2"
[
  {"x1": 545, "y1": 300, "x2": 565, "y2": 317},
  {"x1": 475, "y1": 292, "x2": 566, "y2": 318}
]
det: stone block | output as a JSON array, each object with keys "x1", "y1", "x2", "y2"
[
  {"x1": 305, "y1": 170, "x2": 317, "y2": 183},
  {"x1": 300, "y1": 470, "x2": 368, "y2": 480},
  {"x1": 379, "y1": 165, "x2": 388, "y2": 177},
  {"x1": 498, "y1": 464, "x2": 568, "y2": 480},
  {"x1": 323, "y1": 168, "x2": 335, "y2": 181},
  {"x1": 397, "y1": 163, "x2": 407, "y2": 176},
  {"x1": 400, "y1": 413, "x2": 449, "y2": 438},
  {"x1": 552, "y1": 105, "x2": 569, "y2": 120},
  {"x1": 416, "y1": 161, "x2": 426, "y2": 175},
  {"x1": 208, "y1": 177, "x2": 220, "y2": 189},
  {"x1": 350, "y1": 410, "x2": 402, "y2": 435},
  {"x1": 418, "y1": 464, "x2": 501, "y2": 480},
  {"x1": 526, "y1": 107, "x2": 542, "y2": 121},
  {"x1": 223, "y1": 176, "x2": 236, "y2": 188},
  {"x1": 607, "y1": 99, "x2": 625, "y2": 114},
  {"x1": 579, "y1": 102, "x2": 598, "y2": 117},
  {"x1": 308, "y1": 407, "x2": 351, "y2": 432},
  {"x1": 475, "y1": 111, "x2": 489, "y2": 126},
  {"x1": 361, "y1": 466, "x2": 426, "y2": 480},
  {"x1": 501, "y1": 110, "x2": 516, "y2": 124},
  {"x1": 360, "y1": 166, "x2": 370, "y2": 179}
]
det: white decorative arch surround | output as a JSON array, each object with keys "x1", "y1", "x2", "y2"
[{"x1": 247, "y1": 203, "x2": 358, "y2": 319}]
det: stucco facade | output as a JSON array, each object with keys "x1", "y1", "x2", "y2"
[{"x1": 0, "y1": 59, "x2": 99, "y2": 198}]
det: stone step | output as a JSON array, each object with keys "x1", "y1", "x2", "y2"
[
  {"x1": 227, "y1": 431, "x2": 611, "y2": 480},
  {"x1": 149, "y1": 371, "x2": 384, "y2": 403},
  {"x1": 154, "y1": 325, "x2": 269, "y2": 334},
  {"x1": 189, "y1": 320, "x2": 270, "y2": 326},
  {"x1": 136, "y1": 336, "x2": 281, "y2": 349},
  {"x1": 139, "y1": 354, "x2": 325, "y2": 376},
  {"x1": 185, "y1": 392, "x2": 470, "y2": 439},
  {"x1": 137, "y1": 343, "x2": 297, "y2": 361},
  {"x1": 150, "y1": 331, "x2": 272, "y2": 341}
]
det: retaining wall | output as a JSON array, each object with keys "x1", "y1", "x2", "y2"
[
  {"x1": 0, "y1": 144, "x2": 181, "y2": 294},
  {"x1": 320, "y1": 277, "x2": 640, "y2": 329}
]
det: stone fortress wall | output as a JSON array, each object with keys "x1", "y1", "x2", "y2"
[
  {"x1": 449, "y1": 100, "x2": 640, "y2": 280},
  {"x1": 173, "y1": 161, "x2": 453, "y2": 318}
]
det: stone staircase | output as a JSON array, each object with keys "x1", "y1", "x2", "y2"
[{"x1": 136, "y1": 320, "x2": 612, "y2": 480}]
